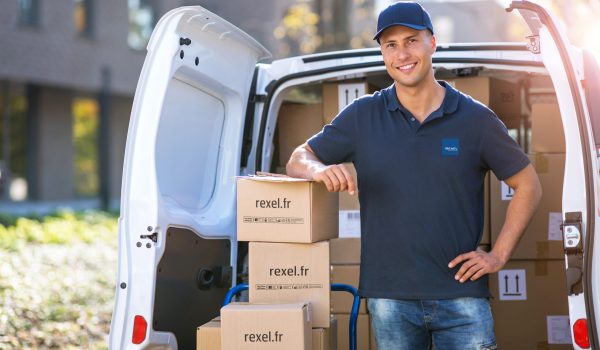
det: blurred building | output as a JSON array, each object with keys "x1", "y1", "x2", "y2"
[
  {"x1": 0, "y1": 0, "x2": 295, "y2": 214},
  {"x1": 0, "y1": 0, "x2": 521, "y2": 215}
]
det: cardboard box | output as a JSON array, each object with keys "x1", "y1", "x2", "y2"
[
  {"x1": 203, "y1": 315, "x2": 337, "y2": 350},
  {"x1": 331, "y1": 265, "x2": 367, "y2": 314},
  {"x1": 330, "y1": 238, "x2": 361, "y2": 265},
  {"x1": 313, "y1": 316, "x2": 338, "y2": 350},
  {"x1": 451, "y1": 77, "x2": 521, "y2": 129},
  {"x1": 237, "y1": 176, "x2": 339, "y2": 243},
  {"x1": 249, "y1": 241, "x2": 331, "y2": 328},
  {"x1": 339, "y1": 163, "x2": 360, "y2": 210},
  {"x1": 490, "y1": 153, "x2": 564, "y2": 259},
  {"x1": 336, "y1": 314, "x2": 371, "y2": 350},
  {"x1": 323, "y1": 81, "x2": 374, "y2": 124},
  {"x1": 278, "y1": 102, "x2": 324, "y2": 166},
  {"x1": 490, "y1": 260, "x2": 571, "y2": 349},
  {"x1": 531, "y1": 103, "x2": 565, "y2": 153},
  {"x1": 221, "y1": 302, "x2": 311, "y2": 350},
  {"x1": 197, "y1": 317, "x2": 221, "y2": 350}
]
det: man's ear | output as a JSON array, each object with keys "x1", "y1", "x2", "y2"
[{"x1": 430, "y1": 33, "x2": 437, "y2": 53}]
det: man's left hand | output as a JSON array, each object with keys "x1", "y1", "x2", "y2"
[{"x1": 448, "y1": 249, "x2": 506, "y2": 283}]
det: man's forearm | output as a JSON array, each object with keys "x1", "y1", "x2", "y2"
[
  {"x1": 286, "y1": 143, "x2": 325, "y2": 180},
  {"x1": 491, "y1": 166, "x2": 542, "y2": 262}
]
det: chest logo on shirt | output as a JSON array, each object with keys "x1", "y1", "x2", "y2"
[{"x1": 441, "y1": 138, "x2": 460, "y2": 157}]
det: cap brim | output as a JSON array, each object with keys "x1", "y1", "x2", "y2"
[{"x1": 373, "y1": 23, "x2": 429, "y2": 41}]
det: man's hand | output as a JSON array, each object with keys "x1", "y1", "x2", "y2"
[
  {"x1": 287, "y1": 143, "x2": 357, "y2": 195},
  {"x1": 448, "y1": 248, "x2": 506, "y2": 283},
  {"x1": 313, "y1": 163, "x2": 356, "y2": 195}
]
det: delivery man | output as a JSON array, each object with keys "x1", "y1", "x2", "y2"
[{"x1": 286, "y1": 1, "x2": 542, "y2": 349}]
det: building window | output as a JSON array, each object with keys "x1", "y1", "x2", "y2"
[
  {"x1": 0, "y1": 83, "x2": 29, "y2": 201},
  {"x1": 74, "y1": 0, "x2": 93, "y2": 37},
  {"x1": 128, "y1": 0, "x2": 155, "y2": 50},
  {"x1": 19, "y1": 0, "x2": 40, "y2": 27},
  {"x1": 72, "y1": 98, "x2": 99, "y2": 197}
]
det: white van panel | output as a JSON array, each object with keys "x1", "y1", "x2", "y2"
[
  {"x1": 156, "y1": 78, "x2": 224, "y2": 211},
  {"x1": 539, "y1": 26, "x2": 594, "y2": 347},
  {"x1": 111, "y1": 6, "x2": 269, "y2": 349}
]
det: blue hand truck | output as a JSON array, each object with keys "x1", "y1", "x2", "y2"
[{"x1": 223, "y1": 283, "x2": 362, "y2": 350}]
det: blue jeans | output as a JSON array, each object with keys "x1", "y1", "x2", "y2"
[{"x1": 368, "y1": 297, "x2": 496, "y2": 350}]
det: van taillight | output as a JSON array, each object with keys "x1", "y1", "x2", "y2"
[
  {"x1": 573, "y1": 318, "x2": 590, "y2": 348},
  {"x1": 132, "y1": 315, "x2": 148, "y2": 344}
]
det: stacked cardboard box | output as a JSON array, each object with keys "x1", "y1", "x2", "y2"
[
  {"x1": 198, "y1": 175, "x2": 340, "y2": 349},
  {"x1": 489, "y1": 102, "x2": 571, "y2": 348},
  {"x1": 449, "y1": 77, "x2": 522, "y2": 129},
  {"x1": 198, "y1": 315, "x2": 337, "y2": 350},
  {"x1": 330, "y1": 238, "x2": 376, "y2": 350}
]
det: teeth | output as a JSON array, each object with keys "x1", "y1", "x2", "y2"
[{"x1": 399, "y1": 63, "x2": 416, "y2": 70}]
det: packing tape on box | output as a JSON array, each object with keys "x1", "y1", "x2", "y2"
[
  {"x1": 534, "y1": 153, "x2": 549, "y2": 174},
  {"x1": 536, "y1": 241, "x2": 550, "y2": 259},
  {"x1": 535, "y1": 260, "x2": 548, "y2": 276}
]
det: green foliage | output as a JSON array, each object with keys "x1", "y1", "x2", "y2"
[
  {"x1": 0, "y1": 210, "x2": 117, "y2": 349},
  {"x1": 0, "y1": 210, "x2": 118, "y2": 251}
]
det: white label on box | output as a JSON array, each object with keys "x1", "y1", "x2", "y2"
[
  {"x1": 547, "y1": 315, "x2": 572, "y2": 344},
  {"x1": 501, "y1": 181, "x2": 514, "y2": 201},
  {"x1": 339, "y1": 210, "x2": 361, "y2": 237},
  {"x1": 338, "y1": 83, "x2": 366, "y2": 112},
  {"x1": 548, "y1": 212, "x2": 563, "y2": 241},
  {"x1": 498, "y1": 269, "x2": 527, "y2": 300}
]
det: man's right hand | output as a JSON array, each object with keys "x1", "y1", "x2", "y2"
[
  {"x1": 313, "y1": 163, "x2": 356, "y2": 195},
  {"x1": 286, "y1": 143, "x2": 357, "y2": 195}
]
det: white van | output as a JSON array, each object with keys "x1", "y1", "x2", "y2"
[{"x1": 109, "y1": 1, "x2": 600, "y2": 349}]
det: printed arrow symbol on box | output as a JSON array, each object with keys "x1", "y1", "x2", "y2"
[
  {"x1": 515, "y1": 274, "x2": 520, "y2": 293},
  {"x1": 504, "y1": 275, "x2": 509, "y2": 294}
]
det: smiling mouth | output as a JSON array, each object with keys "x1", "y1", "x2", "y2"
[{"x1": 397, "y1": 62, "x2": 417, "y2": 73}]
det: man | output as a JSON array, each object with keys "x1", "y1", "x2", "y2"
[{"x1": 287, "y1": 1, "x2": 541, "y2": 349}]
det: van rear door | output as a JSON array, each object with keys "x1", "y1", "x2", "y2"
[
  {"x1": 109, "y1": 6, "x2": 269, "y2": 350},
  {"x1": 509, "y1": 1, "x2": 599, "y2": 348}
]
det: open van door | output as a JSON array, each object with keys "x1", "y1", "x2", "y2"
[
  {"x1": 508, "y1": 1, "x2": 599, "y2": 348},
  {"x1": 109, "y1": 7, "x2": 270, "y2": 350}
]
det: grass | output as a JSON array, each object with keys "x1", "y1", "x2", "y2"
[
  {"x1": 0, "y1": 210, "x2": 118, "y2": 349},
  {"x1": 0, "y1": 210, "x2": 118, "y2": 251}
]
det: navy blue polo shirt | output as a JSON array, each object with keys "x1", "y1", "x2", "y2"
[{"x1": 308, "y1": 81, "x2": 530, "y2": 300}]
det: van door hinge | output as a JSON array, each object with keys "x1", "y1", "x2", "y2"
[
  {"x1": 561, "y1": 212, "x2": 584, "y2": 295},
  {"x1": 526, "y1": 35, "x2": 540, "y2": 54},
  {"x1": 250, "y1": 94, "x2": 267, "y2": 103}
]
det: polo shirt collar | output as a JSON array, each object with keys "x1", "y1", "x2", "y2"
[{"x1": 383, "y1": 80, "x2": 460, "y2": 116}]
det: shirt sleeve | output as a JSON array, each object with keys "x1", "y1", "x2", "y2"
[
  {"x1": 480, "y1": 114, "x2": 530, "y2": 180},
  {"x1": 307, "y1": 101, "x2": 357, "y2": 165}
]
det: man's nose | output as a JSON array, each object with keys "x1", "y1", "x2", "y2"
[{"x1": 394, "y1": 47, "x2": 410, "y2": 61}]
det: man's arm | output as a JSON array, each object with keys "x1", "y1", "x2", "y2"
[
  {"x1": 448, "y1": 163, "x2": 542, "y2": 282},
  {"x1": 286, "y1": 143, "x2": 356, "y2": 194}
]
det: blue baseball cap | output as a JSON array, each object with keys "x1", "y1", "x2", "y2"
[{"x1": 373, "y1": 1, "x2": 434, "y2": 42}]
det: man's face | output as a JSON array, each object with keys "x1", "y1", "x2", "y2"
[{"x1": 379, "y1": 26, "x2": 436, "y2": 88}]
